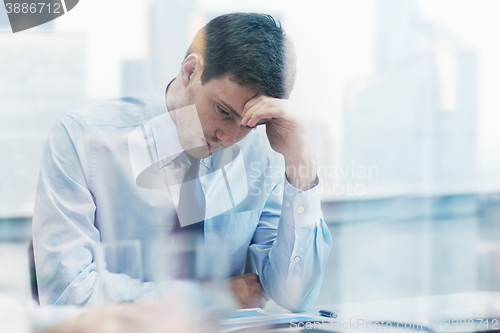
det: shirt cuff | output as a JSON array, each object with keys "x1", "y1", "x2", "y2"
[{"x1": 281, "y1": 176, "x2": 322, "y2": 229}]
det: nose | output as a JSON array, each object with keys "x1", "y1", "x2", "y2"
[
  {"x1": 215, "y1": 125, "x2": 249, "y2": 144},
  {"x1": 215, "y1": 126, "x2": 238, "y2": 144}
]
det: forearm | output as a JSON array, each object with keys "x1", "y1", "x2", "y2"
[
  {"x1": 284, "y1": 147, "x2": 318, "y2": 192},
  {"x1": 274, "y1": 116, "x2": 317, "y2": 191}
]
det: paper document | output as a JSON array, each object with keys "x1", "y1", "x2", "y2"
[{"x1": 221, "y1": 308, "x2": 337, "y2": 332}]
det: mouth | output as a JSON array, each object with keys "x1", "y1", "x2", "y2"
[
  {"x1": 205, "y1": 140, "x2": 226, "y2": 152},
  {"x1": 204, "y1": 140, "x2": 212, "y2": 150},
  {"x1": 204, "y1": 140, "x2": 215, "y2": 153}
]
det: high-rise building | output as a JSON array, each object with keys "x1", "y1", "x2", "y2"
[
  {"x1": 343, "y1": 0, "x2": 477, "y2": 195},
  {"x1": 0, "y1": 5, "x2": 9, "y2": 28},
  {"x1": 337, "y1": 0, "x2": 479, "y2": 302},
  {"x1": 122, "y1": 0, "x2": 195, "y2": 95},
  {"x1": 0, "y1": 33, "x2": 87, "y2": 217}
]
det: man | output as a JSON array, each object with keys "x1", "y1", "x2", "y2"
[{"x1": 33, "y1": 13, "x2": 331, "y2": 311}]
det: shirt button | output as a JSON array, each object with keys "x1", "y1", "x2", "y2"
[
  {"x1": 285, "y1": 201, "x2": 291, "y2": 208},
  {"x1": 203, "y1": 158, "x2": 209, "y2": 164},
  {"x1": 162, "y1": 156, "x2": 167, "y2": 162},
  {"x1": 294, "y1": 256, "x2": 300, "y2": 262},
  {"x1": 297, "y1": 207, "x2": 305, "y2": 213}
]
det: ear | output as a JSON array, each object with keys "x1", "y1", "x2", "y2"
[{"x1": 180, "y1": 54, "x2": 204, "y2": 88}]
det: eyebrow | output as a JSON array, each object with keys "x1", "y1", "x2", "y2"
[
  {"x1": 219, "y1": 101, "x2": 253, "y2": 129},
  {"x1": 217, "y1": 97, "x2": 268, "y2": 128},
  {"x1": 218, "y1": 100, "x2": 241, "y2": 118}
]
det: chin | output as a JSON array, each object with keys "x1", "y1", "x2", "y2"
[{"x1": 185, "y1": 146, "x2": 211, "y2": 160}]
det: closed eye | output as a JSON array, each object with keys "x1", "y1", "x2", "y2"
[{"x1": 218, "y1": 106, "x2": 230, "y2": 116}]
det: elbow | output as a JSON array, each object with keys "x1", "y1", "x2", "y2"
[
  {"x1": 273, "y1": 291, "x2": 316, "y2": 313},
  {"x1": 285, "y1": 301, "x2": 314, "y2": 313},
  {"x1": 269, "y1": 277, "x2": 323, "y2": 313}
]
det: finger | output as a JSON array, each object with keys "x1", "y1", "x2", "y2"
[
  {"x1": 246, "y1": 109, "x2": 266, "y2": 127},
  {"x1": 247, "y1": 105, "x2": 283, "y2": 127},
  {"x1": 247, "y1": 273, "x2": 259, "y2": 281},
  {"x1": 242, "y1": 95, "x2": 264, "y2": 118},
  {"x1": 251, "y1": 281, "x2": 263, "y2": 294},
  {"x1": 242, "y1": 98, "x2": 267, "y2": 126}
]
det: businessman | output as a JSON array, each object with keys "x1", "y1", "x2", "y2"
[{"x1": 33, "y1": 13, "x2": 331, "y2": 311}]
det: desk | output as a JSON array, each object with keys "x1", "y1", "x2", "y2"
[
  {"x1": 1, "y1": 292, "x2": 499, "y2": 332},
  {"x1": 242, "y1": 292, "x2": 500, "y2": 332}
]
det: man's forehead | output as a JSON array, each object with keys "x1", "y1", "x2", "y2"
[{"x1": 205, "y1": 77, "x2": 258, "y2": 114}]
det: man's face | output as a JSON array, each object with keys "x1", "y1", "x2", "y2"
[{"x1": 177, "y1": 75, "x2": 259, "y2": 159}]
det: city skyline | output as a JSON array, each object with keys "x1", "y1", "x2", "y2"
[{"x1": 1, "y1": 0, "x2": 500, "y2": 217}]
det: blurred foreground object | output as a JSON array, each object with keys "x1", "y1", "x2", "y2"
[
  {"x1": 95, "y1": 241, "x2": 144, "y2": 304},
  {"x1": 41, "y1": 297, "x2": 218, "y2": 333},
  {"x1": 0, "y1": 295, "x2": 30, "y2": 333},
  {"x1": 0, "y1": 242, "x2": 31, "y2": 303}
]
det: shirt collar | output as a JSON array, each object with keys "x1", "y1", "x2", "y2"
[
  {"x1": 150, "y1": 83, "x2": 185, "y2": 169},
  {"x1": 150, "y1": 81, "x2": 213, "y2": 171}
]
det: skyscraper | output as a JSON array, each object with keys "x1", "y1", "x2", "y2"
[
  {"x1": 0, "y1": 33, "x2": 87, "y2": 217},
  {"x1": 343, "y1": 0, "x2": 477, "y2": 195},
  {"x1": 122, "y1": 0, "x2": 195, "y2": 95}
]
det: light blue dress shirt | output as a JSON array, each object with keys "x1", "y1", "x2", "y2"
[{"x1": 32, "y1": 88, "x2": 332, "y2": 311}]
